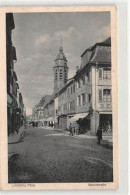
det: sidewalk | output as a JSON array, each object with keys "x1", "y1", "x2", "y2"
[
  {"x1": 39, "y1": 126, "x2": 113, "y2": 149},
  {"x1": 8, "y1": 126, "x2": 26, "y2": 144}
]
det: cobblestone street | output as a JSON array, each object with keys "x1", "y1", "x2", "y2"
[{"x1": 8, "y1": 126, "x2": 113, "y2": 183}]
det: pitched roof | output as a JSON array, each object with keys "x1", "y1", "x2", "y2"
[
  {"x1": 81, "y1": 37, "x2": 111, "y2": 57},
  {"x1": 90, "y1": 45, "x2": 111, "y2": 63}
]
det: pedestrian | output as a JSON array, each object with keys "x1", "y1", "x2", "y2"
[
  {"x1": 33, "y1": 121, "x2": 35, "y2": 128},
  {"x1": 96, "y1": 126, "x2": 102, "y2": 145},
  {"x1": 69, "y1": 123, "x2": 72, "y2": 135},
  {"x1": 75, "y1": 123, "x2": 80, "y2": 135},
  {"x1": 16, "y1": 126, "x2": 19, "y2": 134},
  {"x1": 72, "y1": 125, "x2": 75, "y2": 136}
]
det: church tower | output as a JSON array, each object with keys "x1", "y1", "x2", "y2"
[{"x1": 53, "y1": 46, "x2": 68, "y2": 94}]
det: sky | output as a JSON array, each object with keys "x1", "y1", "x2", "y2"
[{"x1": 12, "y1": 12, "x2": 110, "y2": 115}]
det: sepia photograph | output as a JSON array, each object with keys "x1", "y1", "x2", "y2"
[{"x1": 0, "y1": 6, "x2": 118, "y2": 190}]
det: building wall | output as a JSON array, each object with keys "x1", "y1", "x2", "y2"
[
  {"x1": 58, "y1": 80, "x2": 76, "y2": 129},
  {"x1": 75, "y1": 68, "x2": 92, "y2": 114},
  {"x1": 91, "y1": 64, "x2": 112, "y2": 134}
]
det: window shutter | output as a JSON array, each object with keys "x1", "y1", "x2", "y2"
[
  {"x1": 99, "y1": 90, "x2": 102, "y2": 102},
  {"x1": 99, "y1": 69, "x2": 103, "y2": 79}
]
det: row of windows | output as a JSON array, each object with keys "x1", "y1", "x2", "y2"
[
  {"x1": 77, "y1": 94, "x2": 91, "y2": 106},
  {"x1": 77, "y1": 72, "x2": 90, "y2": 88},
  {"x1": 76, "y1": 68, "x2": 111, "y2": 89},
  {"x1": 59, "y1": 101, "x2": 75, "y2": 112},
  {"x1": 59, "y1": 84, "x2": 75, "y2": 100},
  {"x1": 76, "y1": 89, "x2": 111, "y2": 107},
  {"x1": 55, "y1": 69, "x2": 67, "y2": 72}
]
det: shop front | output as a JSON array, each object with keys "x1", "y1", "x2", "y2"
[
  {"x1": 99, "y1": 112, "x2": 112, "y2": 133},
  {"x1": 69, "y1": 113, "x2": 90, "y2": 134}
]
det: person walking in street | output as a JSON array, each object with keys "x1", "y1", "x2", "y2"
[
  {"x1": 75, "y1": 123, "x2": 80, "y2": 135},
  {"x1": 32, "y1": 121, "x2": 35, "y2": 128},
  {"x1": 69, "y1": 123, "x2": 72, "y2": 135},
  {"x1": 72, "y1": 125, "x2": 75, "y2": 136},
  {"x1": 96, "y1": 126, "x2": 102, "y2": 145}
]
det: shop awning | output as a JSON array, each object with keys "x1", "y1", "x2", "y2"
[{"x1": 69, "y1": 113, "x2": 89, "y2": 121}]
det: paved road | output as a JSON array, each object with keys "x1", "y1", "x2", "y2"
[{"x1": 8, "y1": 126, "x2": 113, "y2": 183}]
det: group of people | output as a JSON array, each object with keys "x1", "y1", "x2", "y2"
[
  {"x1": 69, "y1": 122, "x2": 103, "y2": 145},
  {"x1": 69, "y1": 123, "x2": 80, "y2": 136},
  {"x1": 32, "y1": 121, "x2": 38, "y2": 128}
]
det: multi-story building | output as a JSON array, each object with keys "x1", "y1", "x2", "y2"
[
  {"x1": 32, "y1": 95, "x2": 53, "y2": 122},
  {"x1": 6, "y1": 13, "x2": 17, "y2": 134},
  {"x1": 17, "y1": 92, "x2": 24, "y2": 127},
  {"x1": 70, "y1": 38, "x2": 112, "y2": 134},
  {"x1": 57, "y1": 79, "x2": 76, "y2": 130},
  {"x1": 6, "y1": 13, "x2": 25, "y2": 134}
]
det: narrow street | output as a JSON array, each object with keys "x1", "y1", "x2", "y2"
[{"x1": 8, "y1": 126, "x2": 113, "y2": 183}]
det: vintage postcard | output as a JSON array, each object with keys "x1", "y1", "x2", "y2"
[{"x1": 0, "y1": 6, "x2": 118, "y2": 190}]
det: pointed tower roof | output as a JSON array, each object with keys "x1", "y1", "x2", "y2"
[{"x1": 55, "y1": 46, "x2": 67, "y2": 61}]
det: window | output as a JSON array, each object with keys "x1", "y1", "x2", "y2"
[
  {"x1": 103, "y1": 69, "x2": 111, "y2": 79},
  {"x1": 77, "y1": 95, "x2": 81, "y2": 106},
  {"x1": 99, "y1": 89, "x2": 111, "y2": 102},
  {"x1": 99, "y1": 68, "x2": 111, "y2": 79},
  {"x1": 73, "y1": 84, "x2": 75, "y2": 93},
  {"x1": 71, "y1": 86, "x2": 73, "y2": 94},
  {"x1": 82, "y1": 94, "x2": 86, "y2": 105},
  {"x1": 103, "y1": 89, "x2": 111, "y2": 102},
  {"x1": 99, "y1": 90, "x2": 102, "y2": 102},
  {"x1": 99, "y1": 69, "x2": 103, "y2": 79},
  {"x1": 77, "y1": 80, "x2": 80, "y2": 88},
  {"x1": 86, "y1": 71, "x2": 90, "y2": 82},
  {"x1": 60, "y1": 73, "x2": 62, "y2": 79},
  {"x1": 80, "y1": 78, "x2": 83, "y2": 87},
  {"x1": 88, "y1": 94, "x2": 91, "y2": 103},
  {"x1": 83, "y1": 76, "x2": 85, "y2": 84},
  {"x1": 68, "y1": 103, "x2": 70, "y2": 110},
  {"x1": 67, "y1": 88, "x2": 69, "y2": 95},
  {"x1": 78, "y1": 95, "x2": 81, "y2": 106}
]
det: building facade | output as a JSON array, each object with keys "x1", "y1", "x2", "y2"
[
  {"x1": 6, "y1": 13, "x2": 25, "y2": 135},
  {"x1": 57, "y1": 79, "x2": 76, "y2": 130},
  {"x1": 72, "y1": 38, "x2": 112, "y2": 134},
  {"x1": 32, "y1": 38, "x2": 112, "y2": 135}
]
